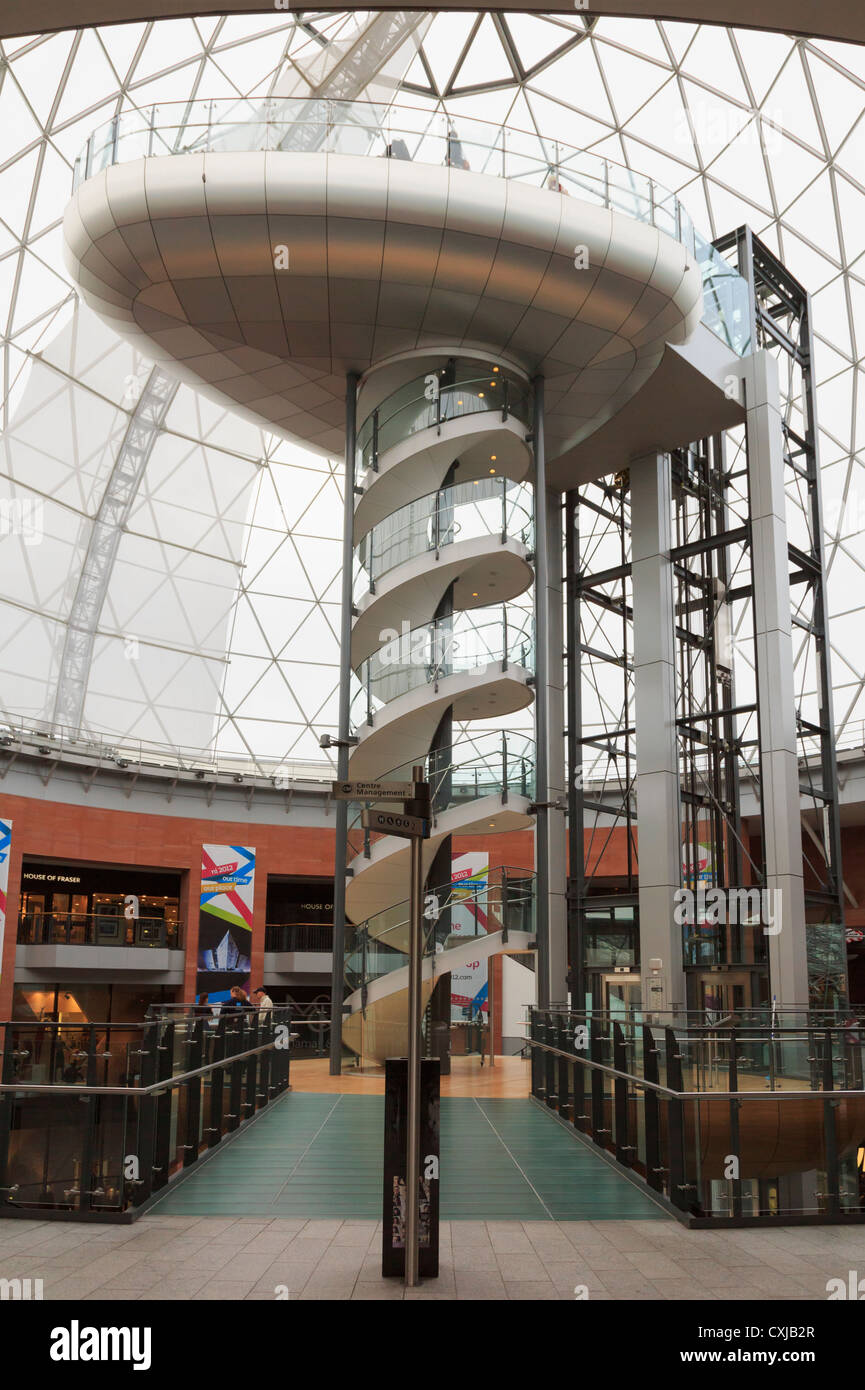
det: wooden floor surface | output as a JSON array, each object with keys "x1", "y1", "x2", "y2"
[{"x1": 290, "y1": 1054, "x2": 531, "y2": 1098}]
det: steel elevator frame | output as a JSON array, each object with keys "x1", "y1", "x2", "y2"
[{"x1": 566, "y1": 227, "x2": 847, "y2": 1013}]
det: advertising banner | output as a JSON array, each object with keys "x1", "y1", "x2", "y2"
[
  {"x1": 196, "y1": 844, "x2": 255, "y2": 1005},
  {"x1": 0, "y1": 819, "x2": 10, "y2": 984},
  {"x1": 448, "y1": 851, "x2": 489, "y2": 1021}
]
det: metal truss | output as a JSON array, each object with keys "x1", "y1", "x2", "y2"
[
  {"x1": 566, "y1": 474, "x2": 638, "y2": 1009},
  {"x1": 52, "y1": 366, "x2": 179, "y2": 732}
]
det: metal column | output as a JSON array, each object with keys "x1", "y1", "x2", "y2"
[
  {"x1": 631, "y1": 452, "x2": 685, "y2": 1010},
  {"x1": 329, "y1": 371, "x2": 359, "y2": 1073},
  {"x1": 405, "y1": 764, "x2": 425, "y2": 1287},
  {"x1": 744, "y1": 351, "x2": 809, "y2": 1004},
  {"x1": 533, "y1": 375, "x2": 551, "y2": 1007}
]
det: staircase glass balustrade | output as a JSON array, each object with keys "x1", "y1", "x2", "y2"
[
  {"x1": 349, "y1": 603, "x2": 533, "y2": 729},
  {"x1": 345, "y1": 729, "x2": 534, "y2": 860},
  {"x1": 353, "y1": 476, "x2": 533, "y2": 599},
  {"x1": 344, "y1": 866, "x2": 535, "y2": 996},
  {"x1": 355, "y1": 367, "x2": 531, "y2": 481}
]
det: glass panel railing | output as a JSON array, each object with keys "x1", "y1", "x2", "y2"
[
  {"x1": 354, "y1": 476, "x2": 533, "y2": 598},
  {"x1": 0, "y1": 1010, "x2": 292, "y2": 1217},
  {"x1": 346, "y1": 729, "x2": 535, "y2": 859},
  {"x1": 356, "y1": 366, "x2": 531, "y2": 479},
  {"x1": 345, "y1": 867, "x2": 536, "y2": 995},
  {"x1": 697, "y1": 231, "x2": 752, "y2": 356},
  {"x1": 350, "y1": 604, "x2": 534, "y2": 730},
  {"x1": 17, "y1": 911, "x2": 181, "y2": 948},
  {"x1": 529, "y1": 1008, "x2": 865, "y2": 1224},
  {"x1": 73, "y1": 98, "x2": 751, "y2": 356}
]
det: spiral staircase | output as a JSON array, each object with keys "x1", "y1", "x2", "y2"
[{"x1": 340, "y1": 357, "x2": 539, "y2": 1066}]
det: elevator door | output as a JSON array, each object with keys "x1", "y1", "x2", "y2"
[{"x1": 603, "y1": 973, "x2": 641, "y2": 1018}]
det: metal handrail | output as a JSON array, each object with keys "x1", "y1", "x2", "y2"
[
  {"x1": 0, "y1": 1035, "x2": 283, "y2": 1096},
  {"x1": 347, "y1": 729, "x2": 535, "y2": 850},
  {"x1": 529, "y1": 1035, "x2": 865, "y2": 1101},
  {"x1": 17, "y1": 911, "x2": 181, "y2": 948},
  {"x1": 351, "y1": 602, "x2": 534, "y2": 728},
  {"x1": 354, "y1": 475, "x2": 533, "y2": 594},
  {"x1": 70, "y1": 96, "x2": 751, "y2": 357},
  {"x1": 355, "y1": 371, "x2": 531, "y2": 480}
]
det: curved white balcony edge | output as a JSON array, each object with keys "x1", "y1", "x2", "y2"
[{"x1": 64, "y1": 153, "x2": 703, "y2": 472}]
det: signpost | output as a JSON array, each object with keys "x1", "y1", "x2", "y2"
[
  {"x1": 331, "y1": 780, "x2": 415, "y2": 801},
  {"x1": 337, "y1": 768, "x2": 434, "y2": 1287},
  {"x1": 360, "y1": 809, "x2": 429, "y2": 838}
]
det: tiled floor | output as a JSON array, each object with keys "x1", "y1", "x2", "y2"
[
  {"x1": 150, "y1": 1093, "x2": 665, "y2": 1221},
  {"x1": 1, "y1": 1214, "x2": 862, "y2": 1300}
]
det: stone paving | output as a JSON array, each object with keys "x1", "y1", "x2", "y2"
[{"x1": 1, "y1": 1214, "x2": 862, "y2": 1300}]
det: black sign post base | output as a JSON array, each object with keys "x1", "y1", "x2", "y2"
[{"x1": 382, "y1": 1056, "x2": 440, "y2": 1278}]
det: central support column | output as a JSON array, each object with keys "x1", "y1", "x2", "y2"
[
  {"x1": 533, "y1": 376, "x2": 568, "y2": 1007},
  {"x1": 631, "y1": 452, "x2": 684, "y2": 1012},
  {"x1": 329, "y1": 371, "x2": 359, "y2": 1074},
  {"x1": 744, "y1": 351, "x2": 808, "y2": 1005}
]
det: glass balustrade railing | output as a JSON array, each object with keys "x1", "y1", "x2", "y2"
[
  {"x1": 346, "y1": 730, "x2": 534, "y2": 860},
  {"x1": 345, "y1": 866, "x2": 536, "y2": 996},
  {"x1": 529, "y1": 1008, "x2": 865, "y2": 1222},
  {"x1": 354, "y1": 475, "x2": 533, "y2": 598},
  {"x1": 73, "y1": 97, "x2": 751, "y2": 358},
  {"x1": 0, "y1": 1010, "x2": 292, "y2": 1217},
  {"x1": 356, "y1": 365, "x2": 531, "y2": 481},
  {"x1": 350, "y1": 603, "x2": 533, "y2": 729}
]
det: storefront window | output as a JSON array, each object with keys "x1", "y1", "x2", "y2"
[{"x1": 18, "y1": 861, "x2": 182, "y2": 947}]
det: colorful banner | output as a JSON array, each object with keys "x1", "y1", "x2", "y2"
[
  {"x1": 448, "y1": 852, "x2": 489, "y2": 1020},
  {"x1": 196, "y1": 844, "x2": 255, "y2": 1005},
  {"x1": 0, "y1": 819, "x2": 10, "y2": 985}
]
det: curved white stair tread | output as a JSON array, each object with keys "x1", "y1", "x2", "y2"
[
  {"x1": 352, "y1": 536, "x2": 532, "y2": 667},
  {"x1": 354, "y1": 411, "x2": 532, "y2": 542},
  {"x1": 342, "y1": 929, "x2": 533, "y2": 1064},
  {"x1": 346, "y1": 792, "x2": 533, "y2": 927},
  {"x1": 348, "y1": 666, "x2": 534, "y2": 783}
]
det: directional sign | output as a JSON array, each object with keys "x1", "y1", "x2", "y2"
[
  {"x1": 331, "y1": 780, "x2": 415, "y2": 801},
  {"x1": 361, "y1": 808, "x2": 430, "y2": 839}
]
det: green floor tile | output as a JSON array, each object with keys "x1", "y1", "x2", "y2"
[{"x1": 152, "y1": 1092, "x2": 668, "y2": 1222}]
